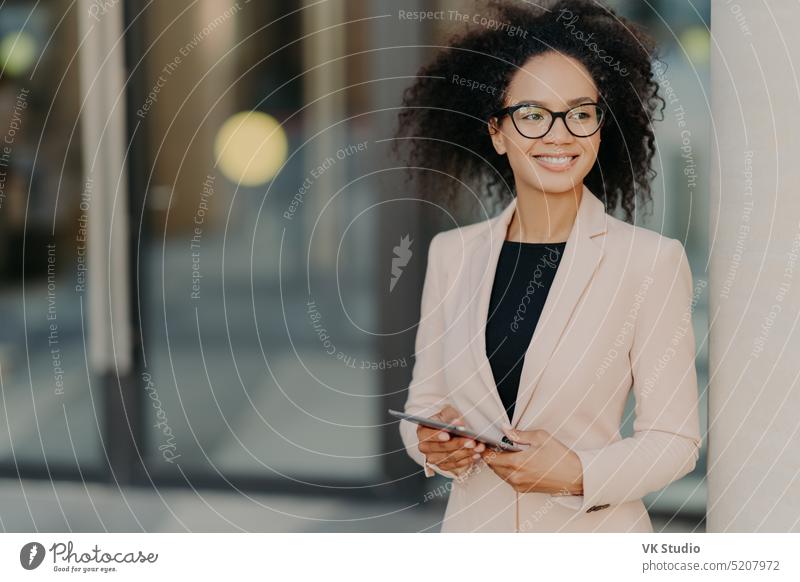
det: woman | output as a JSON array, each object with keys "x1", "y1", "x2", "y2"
[{"x1": 395, "y1": 0, "x2": 701, "y2": 532}]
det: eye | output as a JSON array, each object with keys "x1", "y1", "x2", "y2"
[
  {"x1": 567, "y1": 104, "x2": 601, "y2": 123},
  {"x1": 516, "y1": 106, "x2": 547, "y2": 121}
]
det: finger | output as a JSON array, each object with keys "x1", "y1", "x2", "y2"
[
  {"x1": 427, "y1": 448, "x2": 475, "y2": 465},
  {"x1": 419, "y1": 438, "x2": 477, "y2": 453},
  {"x1": 503, "y1": 428, "x2": 526, "y2": 444},
  {"x1": 479, "y1": 448, "x2": 507, "y2": 464},
  {"x1": 505, "y1": 428, "x2": 547, "y2": 446},
  {"x1": 434, "y1": 406, "x2": 465, "y2": 426},
  {"x1": 416, "y1": 426, "x2": 442, "y2": 440},
  {"x1": 417, "y1": 426, "x2": 456, "y2": 445},
  {"x1": 419, "y1": 432, "x2": 474, "y2": 446},
  {"x1": 438, "y1": 455, "x2": 476, "y2": 471},
  {"x1": 417, "y1": 424, "x2": 464, "y2": 443},
  {"x1": 446, "y1": 457, "x2": 476, "y2": 470},
  {"x1": 417, "y1": 424, "x2": 433, "y2": 434},
  {"x1": 429, "y1": 446, "x2": 479, "y2": 466}
]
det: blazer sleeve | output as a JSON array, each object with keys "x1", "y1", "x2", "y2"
[
  {"x1": 398, "y1": 232, "x2": 458, "y2": 479},
  {"x1": 551, "y1": 238, "x2": 702, "y2": 514}
]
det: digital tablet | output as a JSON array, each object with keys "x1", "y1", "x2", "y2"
[{"x1": 389, "y1": 409, "x2": 527, "y2": 452}]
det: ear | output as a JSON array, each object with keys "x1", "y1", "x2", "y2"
[{"x1": 487, "y1": 117, "x2": 507, "y2": 155}]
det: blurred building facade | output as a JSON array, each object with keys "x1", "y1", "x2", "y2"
[{"x1": 0, "y1": 0, "x2": 710, "y2": 530}]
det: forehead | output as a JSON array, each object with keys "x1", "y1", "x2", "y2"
[{"x1": 505, "y1": 52, "x2": 598, "y2": 108}]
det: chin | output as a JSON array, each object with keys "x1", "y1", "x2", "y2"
[{"x1": 528, "y1": 175, "x2": 587, "y2": 195}]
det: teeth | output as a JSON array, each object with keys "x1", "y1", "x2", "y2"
[{"x1": 535, "y1": 156, "x2": 572, "y2": 164}]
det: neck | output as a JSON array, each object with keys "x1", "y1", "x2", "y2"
[{"x1": 505, "y1": 183, "x2": 582, "y2": 244}]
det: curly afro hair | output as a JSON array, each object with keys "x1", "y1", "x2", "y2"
[{"x1": 392, "y1": 0, "x2": 665, "y2": 223}]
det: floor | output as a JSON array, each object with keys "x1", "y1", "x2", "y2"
[{"x1": 0, "y1": 478, "x2": 703, "y2": 533}]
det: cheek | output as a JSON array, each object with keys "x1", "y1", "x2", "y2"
[
  {"x1": 583, "y1": 135, "x2": 601, "y2": 163},
  {"x1": 501, "y1": 132, "x2": 531, "y2": 160},
  {"x1": 575, "y1": 137, "x2": 600, "y2": 174},
  {"x1": 502, "y1": 138, "x2": 535, "y2": 172}
]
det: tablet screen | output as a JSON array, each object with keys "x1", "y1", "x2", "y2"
[{"x1": 388, "y1": 409, "x2": 526, "y2": 451}]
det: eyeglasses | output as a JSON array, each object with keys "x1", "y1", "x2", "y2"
[{"x1": 490, "y1": 102, "x2": 605, "y2": 139}]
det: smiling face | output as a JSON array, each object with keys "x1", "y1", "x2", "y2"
[{"x1": 488, "y1": 51, "x2": 602, "y2": 196}]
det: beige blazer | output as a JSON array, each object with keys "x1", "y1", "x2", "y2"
[{"x1": 400, "y1": 185, "x2": 702, "y2": 532}]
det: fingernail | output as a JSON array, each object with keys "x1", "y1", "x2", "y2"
[
  {"x1": 464, "y1": 440, "x2": 475, "y2": 449},
  {"x1": 472, "y1": 453, "x2": 480, "y2": 460},
  {"x1": 475, "y1": 443, "x2": 485, "y2": 452},
  {"x1": 438, "y1": 432, "x2": 449, "y2": 441}
]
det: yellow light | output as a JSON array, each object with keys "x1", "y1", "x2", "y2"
[
  {"x1": 0, "y1": 31, "x2": 37, "y2": 76},
  {"x1": 680, "y1": 27, "x2": 710, "y2": 67},
  {"x1": 214, "y1": 111, "x2": 288, "y2": 186}
]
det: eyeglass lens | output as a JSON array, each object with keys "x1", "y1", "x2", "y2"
[{"x1": 512, "y1": 104, "x2": 603, "y2": 138}]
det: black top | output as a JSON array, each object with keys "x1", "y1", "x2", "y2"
[{"x1": 485, "y1": 240, "x2": 567, "y2": 422}]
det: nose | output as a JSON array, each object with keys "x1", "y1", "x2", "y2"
[{"x1": 542, "y1": 115, "x2": 574, "y2": 144}]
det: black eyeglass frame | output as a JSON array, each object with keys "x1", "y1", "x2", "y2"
[{"x1": 490, "y1": 102, "x2": 606, "y2": 139}]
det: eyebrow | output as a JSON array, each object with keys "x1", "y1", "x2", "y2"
[{"x1": 516, "y1": 96, "x2": 596, "y2": 107}]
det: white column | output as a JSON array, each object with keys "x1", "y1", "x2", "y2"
[
  {"x1": 708, "y1": 0, "x2": 800, "y2": 531},
  {"x1": 78, "y1": 0, "x2": 132, "y2": 375},
  {"x1": 302, "y1": 0, "x2": 347, "y2": 270}
]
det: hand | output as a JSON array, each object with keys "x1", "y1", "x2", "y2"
[
  {"x1": 479, "y1": 428, "x2": 583, "y2": 495},
  {"x1": 416, "y1": 405, "x2": 486, "y2": 477}
]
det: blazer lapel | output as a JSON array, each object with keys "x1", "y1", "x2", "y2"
[
  {"x1": 467, "y1": 198, "x2": 519, "y2": 423},
  {"x1": 467, "y1": 186, "x2": 608, "y2": 429}
]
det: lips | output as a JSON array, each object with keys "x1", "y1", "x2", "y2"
[{"x1": 531, "y1": 153, "x2": 579, "y2": 172}]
